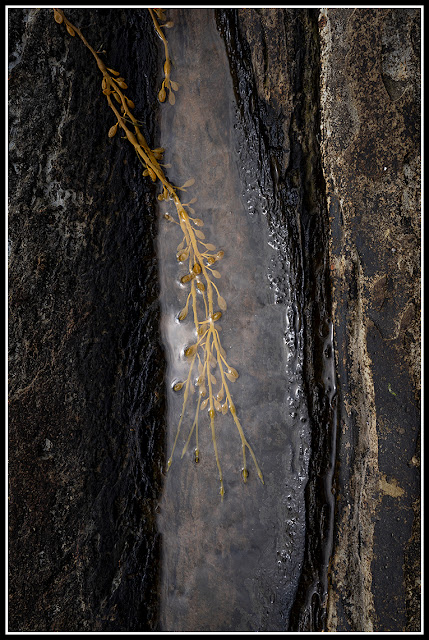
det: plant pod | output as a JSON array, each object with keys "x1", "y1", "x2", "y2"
[
  {"x1": 216, "y1": 387, "x2": 224, "y2": 402},
  {"x1": 66, "y1": 24, "x2": 75, "y2": 37},
  {"x1": 107, "y1": 68, "x2": 120, "y2": 76},
  {"x1": 158, "y1": 87, "x2": 166, "y2": 103},
  {"x1": 178, "y1": 307, "x2": 188, "y2": 321},
  {"x1": 53, "y1": 10, "x2": 63, "y2": 24},
  {"x1": 184, "y1": 345, "x2": 197, "y2": 358},
  {"x1": 168, "y1": 91, "x2": 176, "y2": 106},
  {"x1": 182, "y1": 178, "x2": 195, "y2": 188},
  {"x1": 218, "y1": 295, "x2": 227, "y2": 311},
  {"x1": 108, "y1": 123, "x2": 118, "y2": 138},
  {"x1": 116, "y1": 80, "x2": 128, "y2": 89}
]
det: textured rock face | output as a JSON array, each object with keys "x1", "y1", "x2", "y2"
[
  {"x1": 8, "y1": 7, "x2": 420, "y2": 633},
  {"x1": 8, "y1": 8, "x2": 166, "y2": 631},
  {"x1": 318, "y1": 8, "x2": 421, "y2": 632}
]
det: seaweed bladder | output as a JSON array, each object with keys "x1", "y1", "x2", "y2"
[{"x1": 53, "y1": 7, "x2": 264, "y2": 499}]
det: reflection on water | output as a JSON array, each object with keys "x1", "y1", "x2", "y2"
[{"x1": 156, "y1": 8, "x2": 310, "y2": 631}]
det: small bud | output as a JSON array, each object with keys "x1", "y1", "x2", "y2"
[
  {"x1": 53, "y1": 10, "x2": 63, "y2": 24},
  {"x1": 178, "y1": 308, "x2": 188, "y2": 321},
  {"x1": 173, "y1": 382, "x2": 183, "y2": 392},
  {"x1": 184, "y1": 345, "x2": 197, "y2": 358},
  {"x1": 218, "y1": 296, "x2": 227, "y2": 311},
  {"x1": 108, "y1": 123, "x2": 118, "y2": 138},
  {"x1": 158, "y1": 87, "x2": 166, "y2": 102}
]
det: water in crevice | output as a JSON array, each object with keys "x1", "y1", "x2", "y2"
[{"x1": 155, "y1": 9, "x2": 310, "y2": 631}]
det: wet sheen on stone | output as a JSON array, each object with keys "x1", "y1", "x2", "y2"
[{"x1": 156, "y1": 8, "x2": 310, "y2": 632}]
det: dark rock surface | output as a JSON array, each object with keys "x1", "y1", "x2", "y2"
[
  {"x1": 8, "y1": 7, "x2": 421, "y2": 633},
  {"x1": 8, "y1": 8, "x2": 166, "y2": 631}
]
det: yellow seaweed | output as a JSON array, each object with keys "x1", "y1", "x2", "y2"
[{"x1": 53, "y1": 8, "x2": 264, "y2": 499}]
